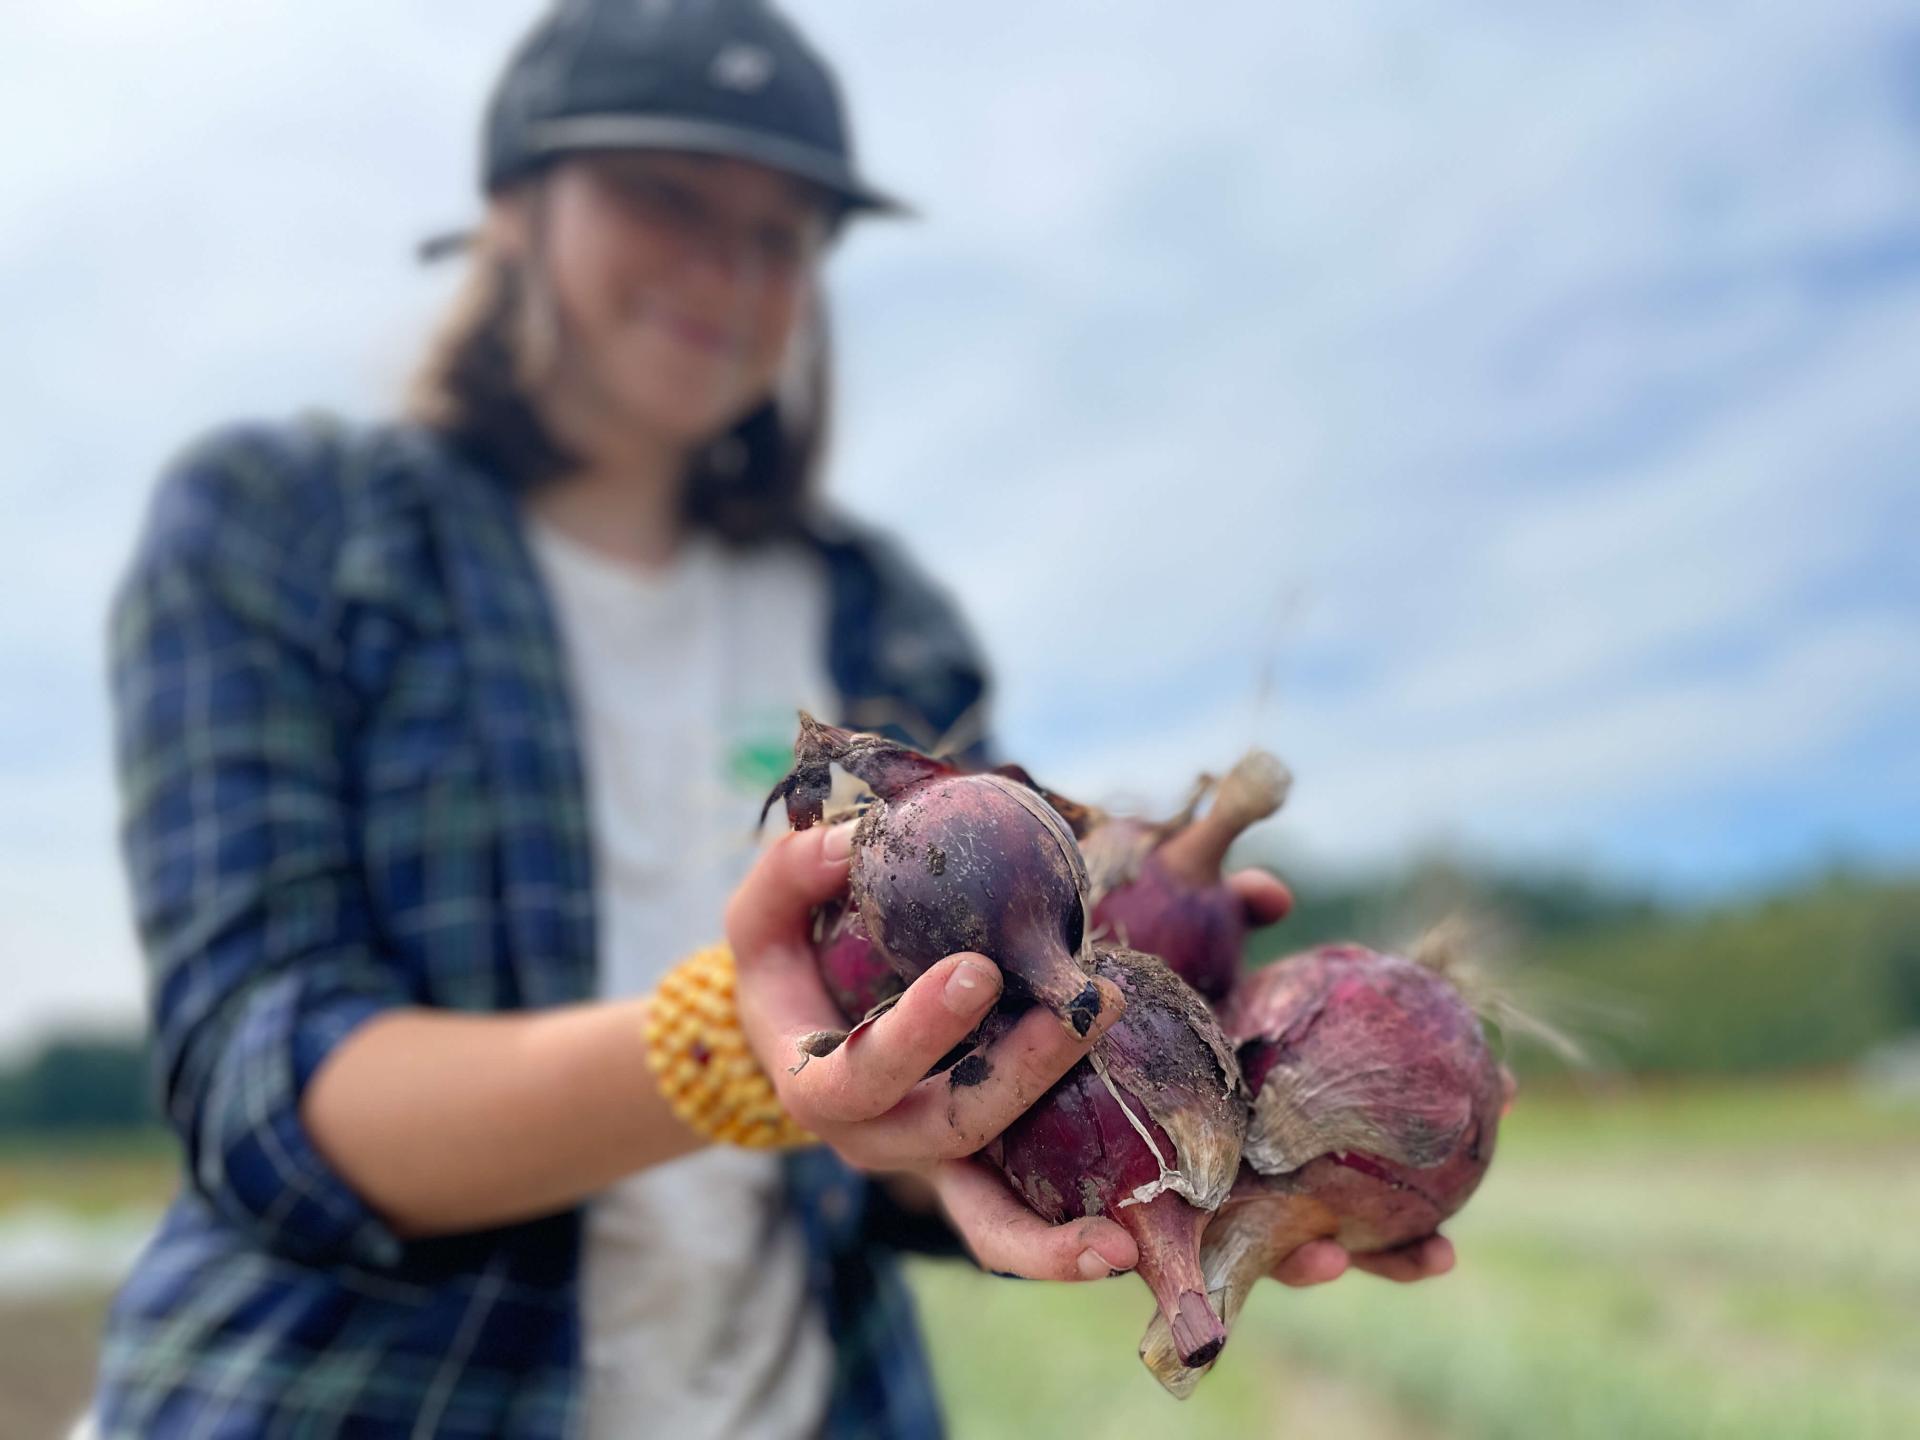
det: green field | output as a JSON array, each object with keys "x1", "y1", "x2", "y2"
[
  {"x1": 909, "y1": 1080, "x2": 1920, "y2": 1440},
  {"x1": 4, "y1": 1080, "x2": 1915, "y2": 1438}
]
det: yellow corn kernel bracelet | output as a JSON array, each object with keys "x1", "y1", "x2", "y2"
[{"x1": 642, "y1": 943, "x2": 815, "y2": 1150}]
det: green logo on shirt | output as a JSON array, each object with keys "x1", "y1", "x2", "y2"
[{"x1": 725, "y1": 731, "x2": 799, "y2": 797}]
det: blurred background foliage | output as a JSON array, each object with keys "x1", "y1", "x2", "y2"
[
  {"x1": 7, "y1": 860, "x2": 1917, "y2": 1142},
  {"x1": 1256, "y1": 857, "x2": 1920, "y2": 1078}
]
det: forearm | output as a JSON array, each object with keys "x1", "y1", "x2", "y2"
[{"x1": 302, "y1": 997, "x2": 704, "y2": 1238}]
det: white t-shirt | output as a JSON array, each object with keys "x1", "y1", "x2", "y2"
[{"x1": 526, "y1": 517, "x2": 839, "y2": 1440}]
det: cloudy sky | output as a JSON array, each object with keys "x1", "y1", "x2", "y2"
[{"x1": 3, "y1": 0, "x2": 1917, "y2": 1050}]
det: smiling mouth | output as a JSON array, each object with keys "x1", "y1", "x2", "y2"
[{"x1": 659, "y1": 313, "x2": 735, "y2": 356}]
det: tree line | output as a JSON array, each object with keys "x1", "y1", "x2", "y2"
[{"x1": 3, "y1": 864, "x2": 1916, "y2": 1135}]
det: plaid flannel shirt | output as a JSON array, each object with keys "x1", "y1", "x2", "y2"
[{"x1": 95, "y1": 418, "x2": 990, "y2": 1439}]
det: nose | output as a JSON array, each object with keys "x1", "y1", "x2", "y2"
[{"x1": 679, "y1": 221, "x2": 768, "y2": 294}]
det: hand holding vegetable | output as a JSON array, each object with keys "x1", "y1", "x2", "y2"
[
  {"x1": 738, "y1": 715, "x2": 1509, "y2": 1393},
  {"x1": 727, "y1": 821, "x2": 1138, "y2": 1281},
  {"x1": 754, "y1": 718, "x2": 1257, "y2": 1353}
]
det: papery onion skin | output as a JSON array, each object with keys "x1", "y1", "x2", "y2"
[
  {"x1": 1139, "y1": 942, "x2": 1505, "y2": 1396},
  {"x1": 1043, "y1": 751, "x2": 1293, "y2": 1001},
  {"x1": 986, "y1": 947, "x2": 1249, "y2": 1369}
]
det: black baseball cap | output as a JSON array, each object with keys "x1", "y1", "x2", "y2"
[{"x1": 422, "y1": 0, "x2": 908, "y2": 261}]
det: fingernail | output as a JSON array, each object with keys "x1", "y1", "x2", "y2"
[
  {"x1": 1076, "y1": 1248, "x2": 1111, "y2": 1281},
  {"x1": 943, "y1": 959, "x2": 998, "y2": 1015},
  {"x1": 823, "y1": 823, "x2": 855, "y2": 863}
]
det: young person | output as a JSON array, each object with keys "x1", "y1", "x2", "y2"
[{"x1": 91, "y1": 3, "x2": 1450, "y2": 1435}]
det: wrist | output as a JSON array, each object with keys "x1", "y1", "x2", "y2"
[{"x1": 643, "y1": 943, "x2": 815, "y2": 1150}]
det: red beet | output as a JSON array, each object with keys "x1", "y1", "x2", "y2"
[
  {"x1": 1078, "y1": 752, "x2": 1293, "y2": 1000},
  {"x1": 765, "y1": 714, "x2": 1108, "y2": 1038},
  {"x1": 986, "y1": 947, "x2": 1248, "y2": 1368},
  {"x1": 1139, "y1": 941, "x2": 1505, "y2": 1395}
]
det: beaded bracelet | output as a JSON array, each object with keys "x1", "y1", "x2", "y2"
[{"x1": 642, "y1": 943, "x2": 816, "y2": 1150}]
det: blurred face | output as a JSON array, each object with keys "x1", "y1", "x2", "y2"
[{"x1": 515, "y1": 150, "x2": 833, "y2": 449}]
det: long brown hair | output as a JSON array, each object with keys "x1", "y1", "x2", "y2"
[{"x1": 406, "y1": 200, "x2": 833, "y2": 546}]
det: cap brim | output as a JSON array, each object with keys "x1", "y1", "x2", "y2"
[
  {"x1": 523, "y1": 114, "x2": 913, "y2": 218},
  {"x1": 417, "y1": 228, "x2": 479, "y2": 264}
]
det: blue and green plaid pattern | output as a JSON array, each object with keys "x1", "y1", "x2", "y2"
[{"x1": 97, "y1": 418, "x2": 989, "y2": 1438}]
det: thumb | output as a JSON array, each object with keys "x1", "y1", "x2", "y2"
[
  {"x1": 727, "y1": 821, "x2": 857, "y2": 963},
  {"x1": 1226, "y1": 869, "x2": 1293, "y2": 927}
]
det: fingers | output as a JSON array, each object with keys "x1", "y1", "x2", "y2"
[
  {"x1": 1349, "y1": 1233, "x2": 1455, "y2": 1283},
  {"x1": 1225, "y1": 868, "x2": 1293, "y2": 927},
  {"x1": 726, "y1": 822, "x2": 856, "y2": 962},
  {"x1": 1269, "y1": 1239, "x2": 1350, "y2": 1288},
  {"x1": 877, "y1": 979, "x2": 1126, "y2": 1162},
  {"x1": 781, "y1": 954, "x2": 1005, "y2": 1127},
  {"x1": 1499, "y1": 1065, "x2": 1518, "y2": 1117},
  {"x1": 735, "y1": 956, "x2": 848, "y2": 1091},
  {"x1": 929, "y1": 1159, "x2": 1138, "y2": 1280},
  {"x1": 1266, "y1": 1233, "x2": 1457, "y2": 1288}
]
